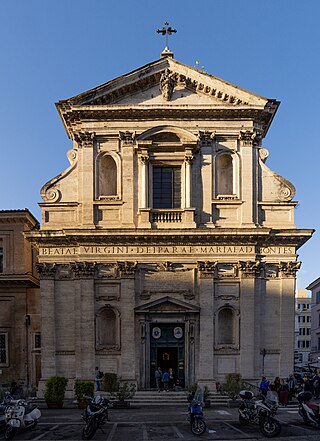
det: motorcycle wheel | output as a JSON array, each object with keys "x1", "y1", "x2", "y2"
[
  {"x1": 82, "y1": 419, "x2": 97, "y2": 440},
  {"x1": 259, "y1": 418, "x2": 281, "y2": 438},
  {"x1": 4, "y1": 426, "x2": 18, "y2": 440},
  {"x1": 239, "y1": 415, "x2": 249, "y2": 426},
  {"x1": 191, "y1": 418, "x2": 206, "y2": 436}
]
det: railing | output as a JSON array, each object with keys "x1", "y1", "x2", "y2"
[{"x1": 151, "y1": 210, "x2": 182, "y2": 223}]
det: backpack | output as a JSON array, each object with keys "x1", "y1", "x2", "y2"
[{"x1": 99, "y1": 370, "x2": 104, "y2": 379}]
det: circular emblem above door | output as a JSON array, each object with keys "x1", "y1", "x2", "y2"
[
  {"x1": 174, "y1": 326, "x2": 183, "y2": 339},
  {"x1": 152, "y1": 327, "x2": 161, "y2": 339}
]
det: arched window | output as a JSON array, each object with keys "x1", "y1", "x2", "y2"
[
  {"x1": 218, "y1": 308, "x2": 234, "y2": 345},
  {"x1": 96, "y1": 308, "x2": 118, "y2": 348},
  {"x1": 99, "y1": 155, "x2": 117, "y2": 196},
  {"x1": 217, "y1": 154, "x2": 233, "y2": 195}
]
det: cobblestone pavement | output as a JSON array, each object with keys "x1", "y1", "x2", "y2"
[{"x1": 1, "y1": 405, "x2": 320, "y2": 441}]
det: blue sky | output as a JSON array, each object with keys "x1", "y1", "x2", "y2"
[{"x1": 0, "y1": 0, "x2": 318, "y2": 289}]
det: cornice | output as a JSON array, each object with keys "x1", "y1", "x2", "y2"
[
  {"x1": 0, "y1": 273, "x2": 39, "y2": 287},
  {"x1": 25, "y1": 228, "x2": 313, "y2": 249},
  {"x1": 61, "y1": 106, "x2": 274, "y2": 140}
]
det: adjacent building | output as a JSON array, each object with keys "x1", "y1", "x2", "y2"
[
  {"x1": 0, "y1": 209, "x2": 40, "y2": 388},
  {"x1": 306, "y1": 277, "x2": 320, "y2": 367},
  {"x1": 294, "y1": 289, "x2": 311, "y2": 369},
  {"x1": 26, "y1": 50, "x2": 313, "y2": 396}
]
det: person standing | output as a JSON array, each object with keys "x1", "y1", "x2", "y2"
[
  {"x1": 259, "y1": 376, "x2": 269, "y2": 397},
  {"x1": 286, "y1": 374, "x2": 296, "y2": 402},
  {"x1": 155, "y1": 367, "x2": 162, "y2": 392},
  {"x1": 162, "y1": 370, "x2": 170, "y2": 392}
]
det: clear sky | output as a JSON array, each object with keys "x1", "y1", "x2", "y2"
[{"x1": 0, "y1": 0, "x2": 318, "y2": 289}]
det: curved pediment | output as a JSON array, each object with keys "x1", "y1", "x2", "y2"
[
  {"x1": 137, "y1": 125, "x2": 198, "y2": 143},
  {"x1": 135, "y1": 296, "x2": 200, "y2": 313}
]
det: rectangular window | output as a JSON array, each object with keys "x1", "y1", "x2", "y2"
[
  {"x1": 307, "y1": 328, "x2": 311, "y2": 336},
  {"x1": 34, "y1": 333, "x2": 41, "y2": 349},
  {"x1": 153, "y1": 167, "x2": 181, "y2": 209},
  {"x1": 0, "y1": 333, "x2": 8, "y2": 365},
  {"x1": 306, "y1": 340, "x2": 310, "y2": 348},
  {"x1": 307, "y1": 316, "x2": 311, "y2": 323},
  {"x1": 318, "y1": 337, "x2": 320, "y2": 351},
  {"x1": 316, "y1": 292, "x2": 320, "y2": 304},
  {"x1": 0, "y1": 247, "x2": 3, "y2": 273}
]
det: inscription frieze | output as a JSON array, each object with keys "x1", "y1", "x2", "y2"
[{"x1": 39, "y1": 245, "x2": 295, "y2": 258}]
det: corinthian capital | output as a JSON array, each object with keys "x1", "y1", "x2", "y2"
[
  {"x1": 74, "y1": 131, "x2": 95, "y2": 148},
  {"x1": 36, "y1": 263, "x2": 57, "y2": 279},
  {"x1": 278, "y1": 261, "x2": 301, "y2": 277}
]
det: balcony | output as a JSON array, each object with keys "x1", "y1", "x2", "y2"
[{"x1": 138, "y1": 208, "x2": 196, "y2": 229}]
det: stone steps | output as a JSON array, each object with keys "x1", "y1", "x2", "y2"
[{"x1": 101, "y1": 390, "x2": 230, "y2": 407}]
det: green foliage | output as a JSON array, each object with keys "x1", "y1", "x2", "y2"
[
  {"x1": 203, "y1": 386, "x2": 210, "y2": 400},
  {"x1": 103, "y1": 373, "x2": 118, "y2": 393},
  {"x1": 74, "y1": 380, "x2": 94, "y2": 401},
  {"x1": 222, "y1": 373, "x2": 243, "y2": 400},
  {"x1": 115, "y1": 382, "x2": 136, "y2": 402},
  {"x1": 44, "y1": 376, "x2": 68, "y2": 403}
]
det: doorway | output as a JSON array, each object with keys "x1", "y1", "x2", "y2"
[{"x1": 150, "y1": 323, "x2": 185, "y2": 388}]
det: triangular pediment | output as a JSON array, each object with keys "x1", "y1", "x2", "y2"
[
  {"x1": 135, "y1": 296, "x2": 200, "y2": 313},
  {"x1": 60, "y1": 57, "x2": 271, "y2": 108}
]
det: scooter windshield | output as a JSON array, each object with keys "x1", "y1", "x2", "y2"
[{"x1": 193, "y1": 387, "x2": 204, "y2": 404}]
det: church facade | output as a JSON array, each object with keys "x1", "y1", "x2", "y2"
[{"x1": 27, "y1": 52, "x2": 313, "y2": 394}]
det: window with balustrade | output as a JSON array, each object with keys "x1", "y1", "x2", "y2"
[{"x1": 152, "y1": 166, "x2": 181, "y2": 209}]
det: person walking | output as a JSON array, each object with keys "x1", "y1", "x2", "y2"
[
  {"x1": 155, "y1": 367, "x2": 162, "y2": 392},
  {"x1": 162, "y1": 370, "x2": 170, "y2": 392},
  {"x1": 95, "y1": 366, "x2": 103, "y2": 391}
]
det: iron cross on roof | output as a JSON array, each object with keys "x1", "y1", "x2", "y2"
[{"x1": 156, "y1": 22, "x2": 177, "y2": 51}]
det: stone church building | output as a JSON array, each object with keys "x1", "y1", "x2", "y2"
[{"x1": 27, "y1": 50, "x2": 313, "y2": 394}]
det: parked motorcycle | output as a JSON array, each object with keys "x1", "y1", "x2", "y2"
[
  {"x1": 297, "y1": 391, "x2": 320, "y2": 427},
  {"x1": 81, "y1": 395, "x2": 112, "y2": 440},
  {"x1": 238, "y1": 390, "x2": 281, "y2": 437},
  {"x1": 187, "y1": 387, "x2": 206, "y2": 436},
  {"x1": 4, "y1": 398, "x2": 41, "y2": 440}
]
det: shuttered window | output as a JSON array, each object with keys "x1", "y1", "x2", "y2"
[{"x1": 153, "y1": 167, "x2": 181, "y2": 208}]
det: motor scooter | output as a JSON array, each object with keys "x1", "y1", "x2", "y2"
[
  {"x1": 187, "y1": 387, "x2": 206, "y2": 436},
  {"x1": 297, "y1": 391, "x2": 320, "y2": 427},
  {"x1": 4, "y1": 398, "x2": 41, "y2": 440}
]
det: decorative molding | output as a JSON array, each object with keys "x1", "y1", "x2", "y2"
[
  {"x1": 157, "y1": 261, "x2": 175, "y2": 271},
  {"x1": 198, "y1": 130, "x2": 215, "y2": 145},
  {"x1": 139, "y1": 154, "x2": 149, "y2": 165},
  {"x1": 71, "y1": 262, "x2": 96, "y2": 278},
  {"x1": 197, "y1": 261, "x2": 217, "y2": 278},
  {"x1": 239, "y1": 260, "x2": 263, "y2": 277},
  {"x1": 238, "y1": 129, "x2": 261, "y2": 146},
  {"x1": 36, "y1": 263, "x2": 57, "y2": 279},
  {"x1": 119, "y1": 131, "x2": 136, "y2": 144},
  {"x1": 114, "y1": 261, "x2": 137, "y2": 277},
  {"x1": 278, "y1": 261, "x2": 301, "y2": 277}
]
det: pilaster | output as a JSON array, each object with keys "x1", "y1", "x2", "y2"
[
  {"x1": 75, "y1": 132, "x2": 95, "y2": 226},
  {"x1": 197, "y1": 263, "x2": 215, "y2": 388}
]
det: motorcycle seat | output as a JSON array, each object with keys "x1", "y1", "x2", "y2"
[
  {"x1": 25, "y1": 404, "x2": 38, "y2": 414},
  {"x1": 306, "y1": 401, "x2": 320, "y2": 413}
]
